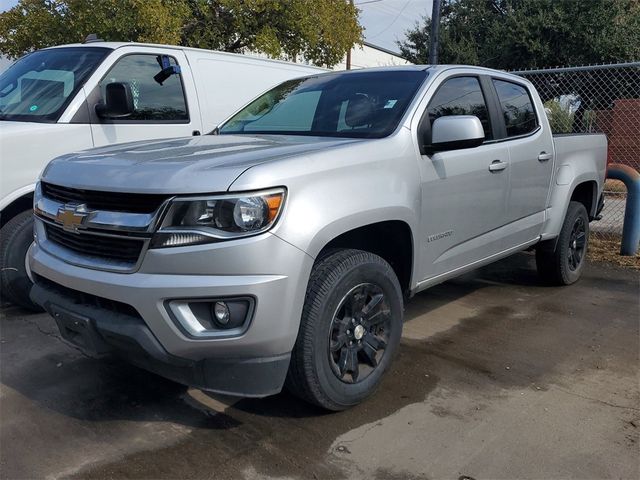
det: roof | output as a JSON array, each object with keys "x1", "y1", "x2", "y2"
[
  {"x1": 44, "y1": 42, "x2": 327, "y2": 71},
  {"x1": 361, "y1": 41, "x2": 405, "y2": 58},
  {"x1": 40, "y1": 43, "x2": 527, "y2": 82}
]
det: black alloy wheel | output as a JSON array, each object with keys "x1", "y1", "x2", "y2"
[
  {"x1": 328, "y1": 283, "x2": 391, "y2": 383},
  {"x1": 567, "y1": 215, "x2": 587, "y2": 271}
]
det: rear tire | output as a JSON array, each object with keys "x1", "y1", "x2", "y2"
[
  {"x1": 286, "y1": 249, "x2": 403, "y2": 411},
  {"x1": 536, "y1": 201, "x2": 589, "y2": 286},
  {"x1": 0, "y1": 210, "x2": 42, "y2": 311}
]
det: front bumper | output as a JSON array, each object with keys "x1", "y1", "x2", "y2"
[{"x1": 29, "y1": 231, "x2": 313, "y2": 397}]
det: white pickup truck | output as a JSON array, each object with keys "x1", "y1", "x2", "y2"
[
  {"x1": 0, "y1": 40, "x2": 322, "y2": 309},
  {"x1": 29, "y1": 66, "x2": 607, "y2": 410}
]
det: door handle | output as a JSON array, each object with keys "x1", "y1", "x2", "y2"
[
  {"x1": 538, "y1": 151, "x2": 552, "y2": 162},
  {"x1": 489, "y1": 160, "x2": 508, "y2": 172}
]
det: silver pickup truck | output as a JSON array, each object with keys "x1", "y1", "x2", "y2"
[{"x1": 29, "y1": 66, "x2": 607, "y2": 410}]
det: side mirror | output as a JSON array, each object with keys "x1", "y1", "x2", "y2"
[
  {"x1": 154, "y1": 65, "x2": 181, "y2": 85},
  {"x1": 428, "y1": 115, "x2": 485, "y2": 152},
  {"x1": 95, "y1": 82, "x2": 134, "y2": 119}
]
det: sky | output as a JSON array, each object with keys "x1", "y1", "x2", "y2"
[
  {"x1": 357, "y1": 0, "x2": 432, "y2": 53},
  {"x1": 0, "y1": 0, "x2": 431, "y2": 68}
]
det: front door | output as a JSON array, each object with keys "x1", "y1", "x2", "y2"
[
  {"x1": 415, "y1": 75, "x2": 511, "y2": 282},
  {"x1": 88, "y1": 49, "x2": 201, "y2": 146}
]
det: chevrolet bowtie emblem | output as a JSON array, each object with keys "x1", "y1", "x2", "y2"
[{"x1": 56, "y1": 203, "x2": 89, "y2": 232}]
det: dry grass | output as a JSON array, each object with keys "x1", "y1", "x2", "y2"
[
  {"x1": 603, "y1": 179, "x2": 627, "y2": 194},
  {"x1": 588, "y1": 237, "x2": 640, "y2": 270}
]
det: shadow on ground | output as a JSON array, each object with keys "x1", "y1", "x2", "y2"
[{"x1": 1, "y1": 253, "x2": 637, "y2": 479}]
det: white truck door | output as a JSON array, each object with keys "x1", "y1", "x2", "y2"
[
  {"x1": 415, "y1": 75, "x2": 511, "y2": 281},
  {"x1": 490, "y1": 78, "x2": 554, "y2": 245},
  {"x1": 87, "y1": 48, "x2": 202, "y2": 146}
]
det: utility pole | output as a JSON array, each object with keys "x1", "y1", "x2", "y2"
[
  {"x1": 346, "y1": 0, "x2": 354, "y2": 69},
  {"x1": 429, "y1": 0, "x2": 442, "y2": 65}
]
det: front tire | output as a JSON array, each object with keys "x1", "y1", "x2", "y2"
[
  {"x1": 536, "y1": 201, "x2": 589, "y2": 286},
  {"x1": 0, "y1": 210, "x2": 42, "y2": 311},
  {"x1": 286, "y1": 249, "x2": 403, "y2": 411}
]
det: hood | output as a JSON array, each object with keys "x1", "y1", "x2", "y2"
[{"x1": 41, "y1": 134, "x2": 364, "y2": 194}]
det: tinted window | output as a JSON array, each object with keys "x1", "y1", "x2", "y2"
[
  {"x1": 244, "y1": 90, "x2": 321, "y2": 132},
  {"x1": 0, "y1": 47, "x2": 109, "y2": 122},
  {"x1": 427, "y1": 76, "x2": 492, "y2": 140},
  {"x1": 99, "y1": 54, "x2": 188, "y2": 121},
  {"x1": 493, "y1": 79, "x2": 537, "y2": 137},
  {"x1": 219, "y1": 70, "x2": 427, "y2": 138}
]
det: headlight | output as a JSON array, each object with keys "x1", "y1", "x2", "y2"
[{"x1": 151, "y1": 188, "x2": 285, "y2": 248}]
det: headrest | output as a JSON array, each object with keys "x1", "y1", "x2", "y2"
[{"x1": 345, "y1": 93, "x2": 374, "y2": 128}]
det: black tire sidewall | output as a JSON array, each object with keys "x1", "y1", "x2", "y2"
[
  {"x1": 310, "y1": 257, "x2": 403, "y2": 408},
  {"x1": 0, "y1": 211, "x2": 39, "y2": 310},
  {"x1": 558, "y1": 202, "x2": 589, "y2": 284}
]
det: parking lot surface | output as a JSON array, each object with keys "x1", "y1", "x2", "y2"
[{"x1": 1, "y1": 253, "x2": 638, "y2": 480}]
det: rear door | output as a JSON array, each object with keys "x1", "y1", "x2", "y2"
[
  {"x1": 489, "y1": 77, "x2": 555, "y2": 245},
  {"x1": 86, "y1": 47, "x2": 202, "y2": 146}
]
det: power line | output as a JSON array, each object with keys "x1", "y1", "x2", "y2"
[{"x1": 367, "y1": 0, "x2": 412, "y2": 39}]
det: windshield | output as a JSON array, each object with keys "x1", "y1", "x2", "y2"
[
  {"x1": 0, "y1": 47, "x2": 109, "y2": 122},
  {"x1": 218, "y1": 70, "x2": 428, "y2": 138}
]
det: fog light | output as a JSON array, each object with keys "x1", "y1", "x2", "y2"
[
  {"x1": 213, "y1": 301, "x2": 230, "y2": 325},
  {"x1": 168, "y1": 297, "x2": 253, "y2": 337}
]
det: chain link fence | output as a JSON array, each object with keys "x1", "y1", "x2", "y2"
[{"x1": 511, "y1": 62, "x2": 640, "y2": 242}]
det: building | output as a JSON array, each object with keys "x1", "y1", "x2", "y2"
[
  {"x1": 333, "y1": 41, "x2": 412, "y2": 70},
  {"x1": 248, "y1": 40, "x2": 411, "y2": 71}
]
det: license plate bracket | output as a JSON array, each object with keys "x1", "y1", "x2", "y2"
[{"x1": 49, "y1": 304, "x2": 112, "y2": 355}]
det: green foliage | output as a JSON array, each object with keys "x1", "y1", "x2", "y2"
[
  {"x1": 0, "y1": 0, "x2": 190, "y2": 58},
  {"x1": 543, "y1": 99, "x2": 574, "y2": 133},
  {"x1": 181, "y1": 0, "x2": 362, "y2": 67},
  {"x1": 398, "y1": 0, "x2": 640, "y2": 68},
  {"x1": 0, "y1": 0, "x2": 362, "y2": 67}
]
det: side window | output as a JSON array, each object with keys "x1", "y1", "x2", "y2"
[
  {"x1": 427, "y1": 76, "x2": 492, "y2": 140},
  {"x1": 492, "y1": 79, "x2": 538, "y2": 137},
  {"x1": 99, "y1": 55, "x2": 188, "y2": 121}
]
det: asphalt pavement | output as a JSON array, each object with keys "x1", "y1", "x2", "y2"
[{"x1": 1, "y1": 253, "x2": 638, "y2": 479}]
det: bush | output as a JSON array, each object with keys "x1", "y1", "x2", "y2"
[{"x1": 544, "y1": 99, "x2": 574, "y2": 133}]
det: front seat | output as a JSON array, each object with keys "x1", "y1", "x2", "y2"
[{"x1": 345, "y1": 93, "x2": 374, "y2": 128}]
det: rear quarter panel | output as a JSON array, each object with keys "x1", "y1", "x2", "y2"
[{"x1": 541, "y1": 133, "x2": 608, "y2": 240}]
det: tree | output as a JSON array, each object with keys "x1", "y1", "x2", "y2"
[
  {"x1": 0, "y1": 0, "x2": 362, "y2": 67},
  {"x1": 398, "y1": 0, "x2": 640, "y2": 69},
  {"x1": 0, "y1": 0, "x2": 190, "y2": 58},
  {"x1": 181, "y1": 0, "x2": 362, "y2": 67}
]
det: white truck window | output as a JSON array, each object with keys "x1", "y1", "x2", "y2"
[
  {"x1": 0, "y1": 47, "x2": 108, "y2": 122},
  {"x1": 98, "y1": 54, "x2": 188, "y2": 121}
]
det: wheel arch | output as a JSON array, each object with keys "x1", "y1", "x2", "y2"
[
  {"x1": 1, "y1": 192, "x2": 34, "y2": 229},
  {"x1": 314, "y1": 219, "x2": 415, "y2": 296},
  {"x1": 570, "y1": 180, "x2": 598, "y2": 220}
]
